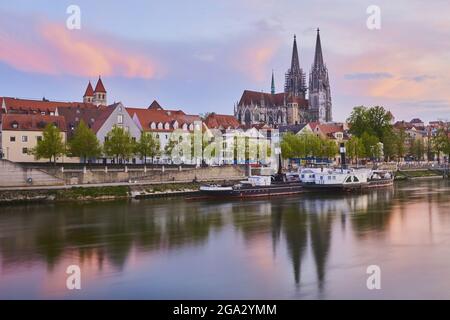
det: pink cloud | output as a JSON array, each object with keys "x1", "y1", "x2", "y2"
[
  {"x1": 231, "y1": 37, "x2": 282, "y2": 82},
  {"x1": 0, "y1": 20, "x2": 161, "y2": 79}
]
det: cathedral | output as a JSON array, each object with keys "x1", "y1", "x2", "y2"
[{"x1": 234, "y1": 29, "x2": 332, "y2": 126}]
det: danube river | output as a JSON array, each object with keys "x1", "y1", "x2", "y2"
[{"x1": 1, "y1": 179, "x2": 450, "y2": 299}]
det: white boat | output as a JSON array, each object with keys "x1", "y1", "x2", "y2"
[
  {"x1": 302, "y1": 168, "x2": 394, "y2": 191},
  {"x1": 298, "y1": 168, "x2": 324, "y2": 184}
]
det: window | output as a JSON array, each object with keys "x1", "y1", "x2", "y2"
[
  {"x1": 37, "y1": 136, "x2": 42, "y2": 141},
  {"x1": 10, "y1": 136, "x2": 16, "y2": 142},
  {"x1": 150, "y1": 122, "x2": 156, "y2": 129},
  {"x1": 22, "y1": 136, "x2": 28, "y2": 142},
  {"x1": 22, "y1": 147, "x2": 28, "y2": 154},
  {"x1": 164, "y1": 123, "x2": 170, "y2": 130},
  {"x1": 104, "y1": 137, "x2": 108, "y2": 142},
  {"x1": 353, "y1": 176, "x2": 359, "y2": 182},
  {"x1": 345, "y1": 177, "x2": 352, "y2": 183},
  {"x1": 117, "y1": 114, "x2": 123, "y2": 124}
]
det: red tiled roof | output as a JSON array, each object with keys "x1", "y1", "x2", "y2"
[
  {"x1": 58, "y1": 105, "x2": 114, "y2": 135},
  {"x1": 0, "y1": 97, "x2": 95, "y2": 114},
  {"x1": 204, "y1": 113, "x2": 240, "y2": 129},
  {"x1": 126, "y1": 107, "x2": 201, "y2": 132},
  {"x1": 84, "y1": 82, "x2": 94, "y2": 97},
  {"x1": 238, "y1": 90, "x2": 308, "y2": 108},
  {"x1": 94, "y1": 77, "x2": 106, "y2": 93},
  {"x1": 1, "y1": 114, "x2": 66, "y2": 132}
]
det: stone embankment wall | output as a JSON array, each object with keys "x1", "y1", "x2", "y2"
[
  {"x1": 1, "y1": 162, "x2": 246, "y2": 187},
  {"x1": 50, "y1": 165, "x2": 246, "y2": 185},
  {"x1": 0, "y1": 160, "x2": 64, "y2": 187}
]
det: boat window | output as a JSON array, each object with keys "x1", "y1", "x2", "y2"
[
  {"x1": 345, "y1": 177, "x2": 352, "y2": 183},
  {"x1": 320, "y1": 176, "x2": 323, "y2": 180},
  {"x1": 333, "y1": 176, "x2": 336, "y2": 180},
  {"x1": 353, "y1": 176, "x2": 359, "y2": 182},
  {"x1": 328, "y1": 176, "x2": 332, "y2": 180},
  {"x1": 301, "y1": 175, "x2": 305, "y2": 178}
]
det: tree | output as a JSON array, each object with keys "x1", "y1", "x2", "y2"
[
  {"x1": 135, "y1": 132, "x2": 160, "y2": 164},
  {"x1": 33, "y1": 123, "x2": 65, "y2": 164},
  {"x1": 394, "y1": 128, "x2": 407, "y2": 163},
  {"x1": 346, "y1": 136, "x2": 365, "y2": 165},
  {"x1": 432, "y1": 128, "x2": 450, "y2": 163},
  {"x1": 319, "y1": 138, "x2": 338, "y2": 160},
  {"x1": 361, "y1": 132, "x2": 380, "y2": 160},
  {"x1": 410, "y1": 138, "x2": 425, "y2": 162},
  {"x1": 347, "y1": 105, "x2": 393, "y2": 144},
  {"x1": 103, "y1": 126, "x2": 134, "y2": 163},
  {"x1": 68, "y1": 120, "x2": 102, "y2": 163}
]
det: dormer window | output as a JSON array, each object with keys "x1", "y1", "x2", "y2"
[
  {"x1": 11, "y1": 121, "x2": 18, "y2": 129},
  {"x1": 182, "y1": 123, "x2": 188, "y2": 130},
  {"x1": 164, "y1": 122, "x2": 170, "y2": 130},
  {"x1": 150, "y1": 122, "x2": 156, "y2": 130},
  {"x1": 157, "y1": 122, "x2": 163, "y2": 130},
  {"x1": 189, "y1": 124, "x2": 194, "y2": 131}
]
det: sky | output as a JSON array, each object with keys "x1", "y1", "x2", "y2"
[{"x1": 1, "y1": 0, "x2": 450, "y2": 122}]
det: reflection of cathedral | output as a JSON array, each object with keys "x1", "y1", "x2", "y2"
[{"x1": 234, "y1": 29, "x2": 332, "y2": 126}]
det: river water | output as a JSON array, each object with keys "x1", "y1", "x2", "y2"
[{"x1": 1, "y1": 179, "x2": 450, "y2": 299}]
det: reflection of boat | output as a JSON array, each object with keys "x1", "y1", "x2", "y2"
[
  {"x1": 302, "y1": 168, "x2": 394, "y2": 192},
  {"x1": 199, "y1": 175, "x2": 303, "y2": 199}
]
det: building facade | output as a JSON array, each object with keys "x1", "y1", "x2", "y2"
[{"x1": 235, "y1": 29, "x2": 332, "y2": 126}]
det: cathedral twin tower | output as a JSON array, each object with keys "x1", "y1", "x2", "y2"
[{"x1": 235, "y1": 29, "x2": 332, "y2": 126}]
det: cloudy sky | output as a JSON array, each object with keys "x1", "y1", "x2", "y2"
[{"x1": 1, "y1": 0, "x2": 449, "y2": 122}]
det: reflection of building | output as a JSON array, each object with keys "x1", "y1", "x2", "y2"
[{"x1": 235, "y1": 29, "x2": 332, "y2": 126}]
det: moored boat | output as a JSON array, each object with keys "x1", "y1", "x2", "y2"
[
  {"x1": 199, "y1": 175, "x2": 303, "y2": 199},
  {"x1": 301, "y1": 168, "x2": 394, "y2": 191}
]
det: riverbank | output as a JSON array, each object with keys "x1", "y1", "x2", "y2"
[
  {"x1": 0, "y1": 182, "x2": 203, "y2": 204},
  {"x1": 395, "y1": 169, "x2": 445, "y2": 180}
]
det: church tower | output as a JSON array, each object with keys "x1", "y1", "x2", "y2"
[
  {"x1": 83, "y1": 81, "x2": 94, "y2": 103},
  {"x1": 92, "y1": 76, "x2": 107, "y2": 106},
  {"x1": 284, "y1": 35, "x2": 307, "y2": 98},
  {"x1": 308, "y1": 29, "x2": 332, "y2": 122},
  {"x1": 271, "y1": 70, "x2": 275, "y2": 95}
]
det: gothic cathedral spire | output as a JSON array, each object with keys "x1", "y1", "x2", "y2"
[
  {"x1": 284, "y1": 35, "x2": 307, "y2": 98},
  {"x1": 271, "y1": 70, "x2": 275, "y2": 95},
  {"x1": 308, "y1": 28, "x2": 332, "y2": 123}
]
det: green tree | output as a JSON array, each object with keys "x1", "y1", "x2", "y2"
[
  {"x1": 432, "y1": 128, "x2": 450, "y2": 163},
  {"x1": 361, "y1": 132, "x2": 380, "y2": 160},
  {"x1": 33, "y1": 123, "x2": 65, "y2": 164},
  {"x1": 316, "y1": 137, "x2": 338, "y2": 160},
  {"x1": 394, "y1": 128, "x2": 407, "y2": 163},
  {"x1": 347, "y1": 105, "x2": 393, "y2": 145},
  {"x1": 135, "y1": 132, "x2": 160, "y2": 164},
  {"x1": 346, "y1": 136, "x2": 365, "y2": 165},
  {"x1": 68, "y1": 120, "x2": 102, "y2": 163},
  {"x1": 103, "y1": 126, "x2": 134, "y2": 163},
  {"x1": 410, "y1": 138, "x2": 425, "y2": 162}
]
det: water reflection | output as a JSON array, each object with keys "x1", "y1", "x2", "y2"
[{"x1": 1, "y1": 179, "x2": 450, "y2": 299}]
